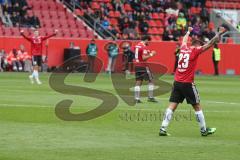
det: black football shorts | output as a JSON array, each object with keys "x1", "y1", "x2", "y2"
[
  {"x1": 135, "y1": 66, "x2": 153, "y2": 81},
  {"x1": 32, "y1": 55, "x2": 42, "y2": 66},
  {"x1": 169, "y1": 81, "x2": 200, "y2": 105}
]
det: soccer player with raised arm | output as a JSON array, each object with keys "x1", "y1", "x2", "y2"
[
  {"x1": 134, "y1": 35, "x2": 158, "y2": 103},
  {"x1": 159, "y1": 27, "x2": 226, "y2": 136},
  {"x1": 20, "y1": 29, "x2": 58, "y2": 84}
]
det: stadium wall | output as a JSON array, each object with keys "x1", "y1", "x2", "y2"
[{"x1": 0, "y1": 37, "x2": 239, "y2": 75}]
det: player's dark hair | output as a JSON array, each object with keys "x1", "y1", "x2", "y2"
[{"x1": 192, "y1": 38, "x2": 204, "y2": 46}]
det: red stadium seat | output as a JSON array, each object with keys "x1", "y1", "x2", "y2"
[
  {"x1": 48, "y1": 2, "x2": 57, "y2": 10},
  {"x1": 109, "y1": 18, "x2": 118, "y2": 26},
  {"x1": 124, "y1": 3, "x2": 132, "y2": 11},
  {"x1": 41, "y1": 3, "x2": 49, "y2": 10},
  {"x1": 109, "y1": 11, "x2": 115, "y2": 18},
  {"x1": 51, "y1": 20, "x2": 61, "y2": 28},
  {"x1": 71, "y1": 29, "x2": 80, "y2": 37},
  {"x1": 114, "y1": 11, "x2": 121, "y2": 18},
  {"x1": 155, "y1": 20, "x2": 163, "y2": 27},
  {"x1": 226, "y1": 38, "x2": 234, "y2": 44},
  {"x1": 148, "y1": 20, "x2": 157, "y2": 27},
  {"x1": 159, "y1": 13, "x2": 165, "y2": 20},
  {"x1": 152, "y1": 13, "x2": 159, "y2": 20},
  {"x1": 158, "y1": 28, "x2": 164, "y2": 35},
  {"x1": 148, "y1": 28, "x2": 158, "y2": 34},
  {"x1": 92, "y1": 2, "x2": 100, "y2": 10},
  {"x1": 75, "y1": 9, "x2": 84, "y2": 16}
]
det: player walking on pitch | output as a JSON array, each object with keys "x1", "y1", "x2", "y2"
[
  {"x1": 159, "y1": 27, "x2": 226, "y2": 136},
  {"x1": 21, "y1": 29, "x2": 58, "y2": 84},
  {"x1": 134, "y1": 36, "x2": 158, "y2": 103}
]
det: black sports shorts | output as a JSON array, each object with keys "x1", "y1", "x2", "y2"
[
  {"x1": 135, "y1": 66, "x2": 153, "y2": 81},
  {"x1": 169, "y1": 81, "x2": 200, "y2": 105},
  {"x1": 32, "y1": 55, "x2": 42, "y2": 66}
]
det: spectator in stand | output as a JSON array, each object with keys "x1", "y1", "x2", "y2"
[
  {"x1": 86, "y1": 39, "x2": 98, "y2": 73},
  {"x1": 131, "y1": 0, "x2": 141, "y2": 12},
  {"x1": 139, "y1": 19, "x2": 149, "y2": 35},
  {"x1": 112, "y1": 0, "x2": 123, "y2": 12},
  {"x1": 172, "y1": 26, "x2": 181, "y2": 41},
  {"x1": 2, "y1": 3, "x2": 13, "y2": 15},
  {"x1": 119, "y1": 17, "x2": 129, "y2": 32},
  {"x1": 192, "y1": 20, "x2": 202, "y2": 37},
  {"x1": 165, "y1": 14, "x2": 177, "y2": 30},
  {"x1": 10, "y1": 11, "x2": 20, "y2": 26},
  {"x1": 106, "y1": 39, "x2": 119, "y2": 74},
  {"x1": 132, "y1": 10, "x2": 138, "y2": 21},
  {"x1": 162, "y1": 27, "x2": 174, "y2": 41},
  {"x1": 202, "y1": 27, "x2": 216, "y2": 42},
  {"x1": 20, "y1": 14, "x2": 30, "y2": 27},
  {"x1": 29, "y1": 14, "x2": 40, "y2": 28},
  {"x1": 200, "y1": 7, "x2": 209, "y2": 23},
  {"x1": 176, "y1": 12, "x2": 187, "y2": 32},
  {"x1": 0, "y1": 48, "x2": 7, "y2": 72},
  {"x1": 2, "y1": 11, "x2": 13, "y2": 26},
  {"x1": 12, "y1": 2, "x2": 20, "y2": 15},
  {"x1": 7, "y1": 49, "x2": 23, "y2": 72},
  {"x1": 101, "y1": 16, "x2": 110, "y2": 30},
  {"x1": 109, "y1": 25, "x2": 118, "y2": 36}
]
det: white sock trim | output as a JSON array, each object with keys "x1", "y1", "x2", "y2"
[
  {"x1": 148, "y1": 84, "x2": 154, "y2": 91},
  {"x1": 195, "y1": 110, "x2": 206, "y2": 132},
  {"x1": 161, "y1": 108, "x2": 173, "y2": 129},
  {"x1": 134, "y1": 86, "x2": 140, "y2": 92}
]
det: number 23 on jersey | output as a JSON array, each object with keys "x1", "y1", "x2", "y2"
[{"x1": 178, "y1": 53, "x2": 190, "y2": 69}]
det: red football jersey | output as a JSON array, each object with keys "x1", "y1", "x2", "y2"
[
  {"x1": 134, "y1": 42, "x2": 150, "y2": 67},
  {"x1": 21, "y1": 33, "x2": 56, "y2": 56},
  {"x1": 175, "y1": 44, "x2": 203, "y2": 83}
]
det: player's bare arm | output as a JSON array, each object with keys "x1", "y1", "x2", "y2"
[
  {"x1": 201, "y1": 27, "x2": 226, "y2": 52},
  {"x1": 20, "y1": 30, "x2": 31, "y2": 41},
  {"x1": 42, "y1": 29, "x2": 58, "y2": 41},
  {"x1": 142, "y1": 50, "x2": 156, "y2": 60},
  {"x1": 182, "y1": 27, "x2": 193, "y2": 46}
]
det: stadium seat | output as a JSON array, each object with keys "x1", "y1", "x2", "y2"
[
  {"x1": 114, "y1": 11, "x2": 121, "y2": 18},
  {"x1": 226, "y1": 38, "x2": 234, "y2": 44},
  {"x1": 109, "y1": 11, "x2": 115, "y2": 18},
  {"x1": 148, "y1": 20, "x2": 157, "y2": 27},
  {"x1": 152, "y1": 13, "x2": 159, "y2": 20},
  {"x1": 75, "y1": 9, "x2": 84, "y2": 16},
  {"x1": 109, "y1": 18, "x2": 118, "y2": 26},
  {"x1": 124, "y1": 3, "x2": 132, "y2": 11},
  {"x1": 155, "y1": 20, "x2": 163, "y2": 28},
  {"x1": 92, "y1": 2, "x2": 100, "y2": 10}
]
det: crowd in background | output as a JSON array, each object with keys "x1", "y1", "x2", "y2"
[
  {"x1": 68, "y1": 0, "x2": 216, "y2": 42},
  {"x1": 0, "y1": 0, "x2": 40, "y2": 28}
]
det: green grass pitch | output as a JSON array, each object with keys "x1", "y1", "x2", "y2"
[{"x1": 0, "y1": 72, "x2": 240, "y2": 160}]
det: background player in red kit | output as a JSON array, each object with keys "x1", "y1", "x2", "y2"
[
  {"x1": 20, "y1": 29, "x2": 58, "y2": 84},
  {"x1": 134, "y1": 36, "x2": 157, "y2": 103},
  {"x1": 159, "y1": 27, "x2": 226, "y2": 136}
]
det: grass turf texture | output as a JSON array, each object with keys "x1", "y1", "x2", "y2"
[{"x1": 0, "y1": 72, "x2": 240, "y2": 160}]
